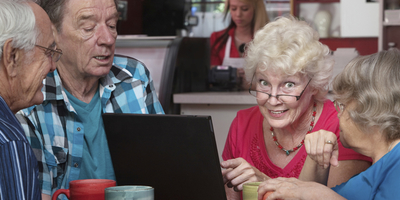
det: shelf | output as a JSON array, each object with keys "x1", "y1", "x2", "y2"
[
  {"x1": 379, "y1": 0, "x2": 400, "y2": 50},
  {"x1": 319, "y1": 37, "x2": 378, "y2": 55},
  {"x1": 292, "y1": 0, "x2": 340, "y2": 18},
  {"x1": 292, "y1": 0, "x2": 378, "y2": 54},
  {"x1": 383, "y1": 22, "x2": 400, "y2": 26},
  {"x1": 294, "y1": 0, "x2": 339, "y2": 3},
  {"x1": 266, "y1": 0, "x2": 290, "y2": 3}
]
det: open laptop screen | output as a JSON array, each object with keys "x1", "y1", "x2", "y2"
[{"x1": 102, "y1": 113, "x2": 227, "y2": 200}]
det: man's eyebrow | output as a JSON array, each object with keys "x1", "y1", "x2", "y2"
[{"x1": 78, "y1": 13, "x2": 95, "y2": 21}]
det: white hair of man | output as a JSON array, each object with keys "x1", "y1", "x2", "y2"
[{"x1": 0, "y1": 0, "x2": 37, "y2": 58}]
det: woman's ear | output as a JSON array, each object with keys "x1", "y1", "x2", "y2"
[{"x1": 1, "y1": 39, "x2": 19, "y2": 77}]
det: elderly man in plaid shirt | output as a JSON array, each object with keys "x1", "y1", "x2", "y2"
[{"x1": 16, "y1": 0, "x2": 164, "y2": 199}]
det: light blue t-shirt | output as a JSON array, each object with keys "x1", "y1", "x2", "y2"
[
  {"x1": 332, "y1": 143, "x2": 400, "y2": 199},
  {"x1": 64, "y1": 88, "x2": 115, "y2": 181}
]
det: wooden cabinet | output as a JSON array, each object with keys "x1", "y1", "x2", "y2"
[
  {"x1": 291, "y1": 0, "x2": 378, "y2": 55},
  {"x1": 379, "y1": 0, "x2": 400, "y2": 51}
]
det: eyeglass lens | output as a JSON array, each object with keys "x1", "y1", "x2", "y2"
[
  {"x1": 36, "y1": 45, "x2": 62, "y2": 62},
  {"x1": 249, "y1": 90, "x2": 298, "y2": 103},
  {"x1": 334, "y1": 101, "x2": 344, "y2": 113},
  {"x1": 249, "y1": 76, "x2": 311, "y2": 103}
]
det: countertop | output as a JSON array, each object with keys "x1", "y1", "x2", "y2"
[
  {"x1": 174, "y1": 91, "x2": 334, "y2": 105},
  {"x1": 173, "y1": 91, "x2": 257, "y2": 105},
  {"x1": 115, "y1": 35, "x2": 176, "y2": 48}
]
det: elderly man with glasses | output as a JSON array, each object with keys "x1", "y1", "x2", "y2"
[
  {"x1": 0, "y1": 0, "x2": 59, "y2": 199},
  {"x1": 220, "y1": 15, "x2": 372, "y2": 200}
]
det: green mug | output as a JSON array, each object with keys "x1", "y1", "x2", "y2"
[
  {"x1": 242, "y1": 182, "x2": 262, "y2": 200},
  {"x1": 105, "y1": 185, "x2": 154, "y2": 200}
]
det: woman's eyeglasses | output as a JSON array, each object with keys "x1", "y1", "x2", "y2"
[
  {"x1": 333, "y1": 100, "x2": 345, "y2": 113},
  {"x1": 248, "y1": 75, "x2": 312, "y2": 103},
  {"x1": 35, "y1": 45, "x2": 63, "y2": 62}
]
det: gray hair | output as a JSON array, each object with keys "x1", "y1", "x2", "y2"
[
  {"x1": 0, "y1": 0, "x2": 37, "y2": 58},
  {"x1": 333, "y1": 48, "x2": 400, "y2": 141},
  {"x1": 245, "y1": 15, "x2": 334, "y2": 103},
  {"x1": 35, "y1": 0, "x2": 119, "y2": 33}
]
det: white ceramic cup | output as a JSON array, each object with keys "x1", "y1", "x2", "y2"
[{"x1": 105, "y1": 186, "x2": 154, "y2": 200}]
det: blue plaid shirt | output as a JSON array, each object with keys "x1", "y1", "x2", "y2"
[{"x1": 17, "y1": 56, "x2": 164, "y2": 196}]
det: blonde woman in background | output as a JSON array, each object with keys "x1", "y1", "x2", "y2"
[{"x1": 210, "y1": 0, "x2": 269, "y2": 89}]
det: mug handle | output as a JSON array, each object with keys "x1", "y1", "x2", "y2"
[{"x1": 52, "y1": 189, "x2": 70, "y2": 200}]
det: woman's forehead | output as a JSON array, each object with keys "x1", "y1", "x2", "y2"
[{"x1": 255, "y1": 68, "x2": 305, "y2": 80}]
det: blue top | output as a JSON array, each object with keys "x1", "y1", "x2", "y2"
[
  {"x1": 17, "y1": 56, "x2": 164, "y2": 196},
  {"x1": 64, "y1": 89, "x2": 115, "y2": 181},
  {"x1": 0, "y1": 95, "x2": 41, "y2": 200},
  {"x1": 332, "y1": 143, "x2": 400, "y2": 199}
]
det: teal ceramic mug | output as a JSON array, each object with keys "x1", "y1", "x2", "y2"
[{"x1": 105, "y1": 185, "x2": 154, "y2": 200}]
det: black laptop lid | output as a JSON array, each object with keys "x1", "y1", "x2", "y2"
[{"x1": 102, "y1": 113, "x2": 227, "y2": 200}]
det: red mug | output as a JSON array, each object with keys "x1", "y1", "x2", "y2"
[{"x1": 51, "y1": 179, "x2": 116, "y2": 200}]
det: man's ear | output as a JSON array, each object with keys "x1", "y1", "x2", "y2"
[{"x1": 1, "y1": 39, "x2": 19, "y2": 77}]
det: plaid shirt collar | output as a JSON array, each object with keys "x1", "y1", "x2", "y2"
[
  {"x1": 42, "y1": 64, "x2": 132, "y2": 102},
  {"x1": 23, "y1": 64, "x2": 132, "y2": 115}
]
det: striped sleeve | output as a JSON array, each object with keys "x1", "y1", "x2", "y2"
[{"x1": 0, "y1": 140, "x2": 40, "y2": 200}]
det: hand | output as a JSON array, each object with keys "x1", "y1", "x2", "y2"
[
  {"x1": 221, "y1": 157, "x2": 266, "y2": 191},
  {"x1": 237, "y1": 68, "x2": 245, "y2": 79},
  {"x1": 257, "y1": 177, "x2": 343, "y2": 200},
  {"x1": 304, "y1": 130, "x2": 339, "y2": 169},
  {"x1": 236, "y1": 68, "x2": 250, "y2": 90}
]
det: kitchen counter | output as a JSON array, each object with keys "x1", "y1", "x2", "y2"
[{"x1": 173, "y1": 91, "x2": 257, "y2": 105}]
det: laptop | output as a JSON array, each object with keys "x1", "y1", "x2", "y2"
[{"x1": 102, "y1": 113, "x2": 227, "y2": 200}]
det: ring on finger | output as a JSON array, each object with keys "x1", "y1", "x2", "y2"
[{"x1": 326, "y1": 140, "x2": 333, "y2": 144}]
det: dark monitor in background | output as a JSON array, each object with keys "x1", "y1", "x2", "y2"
[
  {"x1": 142, "y1": 0, "x2": 190, "y2": 36},
  {"x1": 116, "y1": 0, "x2": 143, "y2": 35},
  {"x1": 116, "y1": 0, "x2": 190, "y2": 36}
]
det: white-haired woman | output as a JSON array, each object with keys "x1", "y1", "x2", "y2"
[
  {"x1": 258, "y1": 48, "x2": 400, "y2": 200},
  {"x1": 221, "y1": 15, "x2": 371, "y2": 200}
]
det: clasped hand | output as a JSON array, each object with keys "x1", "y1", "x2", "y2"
[
  {"x1": 221, "y1": 157, "x2": 266, "y2": 191},
  {"x1": 304, "y1": 130, "x2": 339, "y2": 169}
]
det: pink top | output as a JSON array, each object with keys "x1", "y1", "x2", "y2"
[{"x1": 222, "y1": 100, "x2": 371, "y2": 178}]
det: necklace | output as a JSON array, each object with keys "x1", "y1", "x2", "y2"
[
  {"x1": 235, "y1": 35, "x2": 246, "y2": 44},
  {"x1": 271, "y1": 102, "x2": 317, "y2": 156}
]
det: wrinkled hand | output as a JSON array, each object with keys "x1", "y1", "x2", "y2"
[
  {"x1": 221, "y1": 157, "x2": 264, "y2": 191},
  {"x1": 304, "y1": 130, "x2": 339, "y2": 169},
  {"x1": 257, "y1": 177, "x2": 338, "y2": 200}
]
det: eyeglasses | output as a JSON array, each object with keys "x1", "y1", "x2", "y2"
[
  {"x1": 333, "y1": 100, "x2": 345, "y2": 113},
  {"x1": 249, "y1": 76, "x2": 312, "y2": 103},
  {"x1": 35, "y1": 45, "x2": 62, "y2": 62}
]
